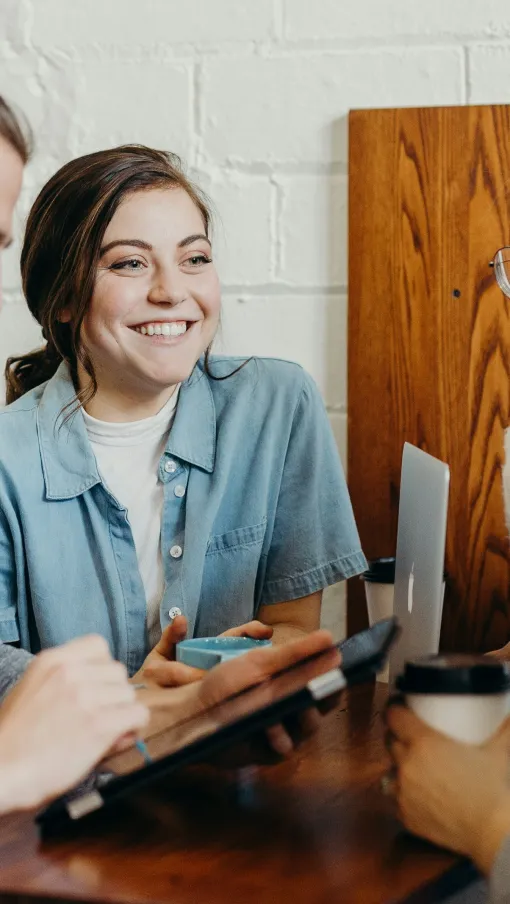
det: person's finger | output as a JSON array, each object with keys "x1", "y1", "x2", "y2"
[
  {"x1": 220, "y1": 621, "x2": 273, "y2": 640},
  {"x1": 78, "y1": 660, "x2": 131, "y2": 688},
  {"x1": 202, "y1": 630, "x2": 339, "y2": 707},
  {"x1": 485, "y1": 643, "x2": 510, "y2": 662},
  {"x1": 81, "y1": 679, "x2": 139, "y2": 709},
  {"x1": 296, "y1": 707, "x2": 321, "y2": 738},
  {"x1": 108, "y1": 730, "x2": 139, "y2": 754},
  {"x1": 385, "y1": 704, "x2": 438, "y2": 744},
  {"x1": 143, "y1": 660, "x2": 206, "y2": 687},
  {"x1": 153, "y1": 616, "x2": 188, "y2": 660},
  {"x1": 388, "y1": 737, "x2": 408, "y2": 765},
  {"x1": 265, "y1": 724, "x2": 293, "y2": 757},
  {"x1": 37, "y1": 634, "x2": 112, "y2": 668},
  {"x1": 94, "y1": 703, "x2": 150, "y2": 748},
  {"x1": 237, "y1": 629, "x2": 337, "y2": 681}
]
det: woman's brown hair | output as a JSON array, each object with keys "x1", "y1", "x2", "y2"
[
  {"x1": 5, "y1": 145, "x2": 214, "y2": 405},
  {"x1": 0, "y1": 96, "x2": 32, "y2": 164}
]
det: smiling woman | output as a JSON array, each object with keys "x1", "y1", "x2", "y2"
[
  {"x1": 67, "y1": 187, "x2": 221, "y2": 421},
  {"x1": 0, "y1": 144, "x2": 366, "y2": 687}
]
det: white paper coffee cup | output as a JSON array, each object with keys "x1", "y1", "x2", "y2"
[
  {"x1": 365, "y1": 582, "x2": 394, "y2": 626},
  {"x1": 362, "y1": 559, "x2": 396, "y2": 682},
  {"x1": 396, "y1": 655, "x2": 510, "y2": 745}
]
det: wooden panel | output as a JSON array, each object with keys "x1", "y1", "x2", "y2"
[{"x1": 348, "y1": 105, "x2": 510, "y2": 652}]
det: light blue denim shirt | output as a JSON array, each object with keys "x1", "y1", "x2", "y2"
[{"x1": 0, "y1": 356, "x2": 366, "y2": 675}]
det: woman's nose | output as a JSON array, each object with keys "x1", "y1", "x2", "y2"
[{"x1": 147, "y1": 266, "x2": 186, "y2": 306}]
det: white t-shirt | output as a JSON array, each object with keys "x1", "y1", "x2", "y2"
[{"x1": 82, "y1": 390, "x2": 180, "y2": 647}]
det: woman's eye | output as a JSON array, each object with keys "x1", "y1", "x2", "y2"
[
  {"x1": 109, "y1": 258, "x2": 145, "y2": 271},
  {"x1": 186, "y1": 254, "x2": 212, "y2": 267}
]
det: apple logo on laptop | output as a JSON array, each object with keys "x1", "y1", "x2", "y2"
[{"x1": 408, "y1": 563, "x2": 415, "y2": 614}]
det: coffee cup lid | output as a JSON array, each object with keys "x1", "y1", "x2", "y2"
[
  {"x1": 361, "y1": 557, "x2": 396, "y2": 584},
  {"x1": 362, "y1": 558, "x2": 448, "y2": 585},
  {"x1": 396, "y1": 654, "x2": 510, "y2": 695}
]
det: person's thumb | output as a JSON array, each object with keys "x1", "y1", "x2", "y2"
[{"x1": 153, "y1": 615, "x2": 188, "y2": 660}]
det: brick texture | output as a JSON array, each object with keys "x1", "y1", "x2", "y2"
[{"x1": 3, "y1": 0, "x2": 510, "y2": 637}]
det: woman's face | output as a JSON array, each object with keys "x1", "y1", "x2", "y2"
[
  {"x1": 0, "y1": 137, "x2": 23, "y2": 310},
  {"x1": 78, "y1": 187, "x2": 221, "y2": 407}
]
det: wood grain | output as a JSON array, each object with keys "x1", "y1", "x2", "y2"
[
  {"x1": 348, "y1": 105, "x2": 510, "y2": 651},
  {"x1": 0, "y1": 685, "x2": 476, "y2": 904}
]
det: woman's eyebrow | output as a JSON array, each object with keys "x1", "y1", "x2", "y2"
[
  {"x1": 99, "y1": 235, "x2": 211, "y2": 255},
  {"x1": 100, "y1": 239, "x2": 153, "y2": 255},
  {"x1": 178, "y1": 233, "x2": 211, "y2": 248}
]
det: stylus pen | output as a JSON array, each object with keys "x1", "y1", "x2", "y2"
[{"x1": 135, "y1": 739, "x2": 153, "y2": 765}]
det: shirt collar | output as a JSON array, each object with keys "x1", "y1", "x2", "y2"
[
  {"x1": 38, "y1": 360, "x2": 216, "y2": 500},
  {"x1": 164, "y1": 360, "x2": 216, "y2": 473}
]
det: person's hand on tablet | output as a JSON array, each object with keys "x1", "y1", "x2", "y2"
[
  {"x1": 132, "y1": 615, "x2": 273, "y2": 688},
  {"x1": 0, "y1": 636, "x2": 148, "y2": 813},
  {"x1": 134, "y1": 630, "x2": 340, "y2": 764},
  {"x1": 487, "y1": 642, "x2": 510, "y2": 662},
  {"x1": 198, "y1": 628, "x2": 339, "y2": 759}
]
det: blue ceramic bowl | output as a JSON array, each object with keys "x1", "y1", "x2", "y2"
[{"x1": 176, "y1": 636, "x2": 272, "y2": 670}]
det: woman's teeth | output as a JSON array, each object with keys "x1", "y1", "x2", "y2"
[{"x1": 134, "y1": 322, "x2": 188, "y2": 337}]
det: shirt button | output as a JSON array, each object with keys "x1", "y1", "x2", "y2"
[
  {"x1": 168, "y1": 606, "x2": 182, "y2": 620},
  {"x1": 164, "y1": 460, "x2": 178, "y2": 474},
  {"x1": 174, "y1": 485, "x2": 186, "y2": 498},
  {"x1": 170, "y1": 545, "x2": 183, "y2": 559}
]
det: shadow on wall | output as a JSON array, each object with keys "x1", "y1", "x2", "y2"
[{"x1": 321, "y1": 114, "x2": 350, "y2": 644}]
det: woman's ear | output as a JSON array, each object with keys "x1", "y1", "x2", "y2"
[{"x1": 58, "y1": 309, "x2": 72, "y2": 324}]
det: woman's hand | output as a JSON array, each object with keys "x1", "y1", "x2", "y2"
[
  {"x1": 106, "y1": 629, "x2": 340, "y2": 772},
  {"x1": 131, "y1": 616, "x2": 205, "y2": 688},
  {"x1": 0, "y1": 635, "x2": 148, "y2": 813},
  {"x1": 197, "y1": 627, "x2": 335, "y2": 760},
  {"x1": 386, "y1": 704, "x2": 510, "y2": 875},
  {"x1": 132, "y1": 616, "x2": 273, "y2": 688},
  {"x1": 486, "y1": 642, "x2": 510, "y2": 662},
  {"x1": 219, "y1": 620, "x2": 273, "y2": 641}
]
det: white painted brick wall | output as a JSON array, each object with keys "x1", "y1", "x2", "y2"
[{"x1": 2, "y1": 0, "x2": 510, "y2": 638}]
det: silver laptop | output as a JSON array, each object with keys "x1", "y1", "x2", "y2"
[{"x1": 389, "y1": 442, "x2": 450, "y2": 685}]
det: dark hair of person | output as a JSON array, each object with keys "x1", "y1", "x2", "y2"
[{"x1": 0, "y1": 95, "x2": 33, "y2": 164}]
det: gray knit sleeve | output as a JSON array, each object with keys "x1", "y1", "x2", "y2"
[
  {"x1": 491, "y1": 833, "x2": 510, "y2": 903},
  {"x1": 0, "y1": 644, "x2": 33, "y2": 702}
]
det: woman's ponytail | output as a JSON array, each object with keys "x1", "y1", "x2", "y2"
[{"x1": 5, "y1": 340, "x2": 62, "y2": 404}]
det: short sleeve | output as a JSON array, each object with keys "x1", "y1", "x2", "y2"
[
  {"x1": 0, "y1": 504, "x2": 20, "y2": 643},
  {"x1": 491, "y1": 833, "x2": 510, "y2": 903},
  {"x1": 0, "y1": 645, "x2": 32, "y2": 702},
  {"x1": 259, "y1": 371, "x2": 367, "y2": 605}
]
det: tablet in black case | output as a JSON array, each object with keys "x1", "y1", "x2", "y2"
[{"x1": 37, "y1": 617, "x2": 399, "y2": 836}]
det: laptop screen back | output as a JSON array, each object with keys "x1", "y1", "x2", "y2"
[{"x1": 389, "y1": 443, "x2": 450, "y2": 685}]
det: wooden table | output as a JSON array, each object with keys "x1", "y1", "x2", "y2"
[{"x1": 0, "y1": 683, "x2": 480, "y2": 904}]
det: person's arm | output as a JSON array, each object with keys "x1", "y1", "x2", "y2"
[
  {"x1": 386, "y1": 705, "x2": 510, "y2": 878},
  {"x1": 258, "y1": 592, "x2": 322, "y2": 644},
  {"x1": 0, "y1": 644, "x2": 33, "y2": 703},
  {"x1": 0, "y1": 635, "x2": 148, "y2": 813},
  {"x1": 0, "y1": 499, "x2": 22, "y2": 648}
]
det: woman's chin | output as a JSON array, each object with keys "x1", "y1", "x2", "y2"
[{"x1": 137, "y1": 365, "x2": 195, "y2": 392}]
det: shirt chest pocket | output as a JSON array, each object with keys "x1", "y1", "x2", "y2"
[
  {"x1": 196, "y1": 518, "x2": 267, "y2": 635},
  {"x1": 205, "y1": 518, "x2": 267, "y2": 556}
]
